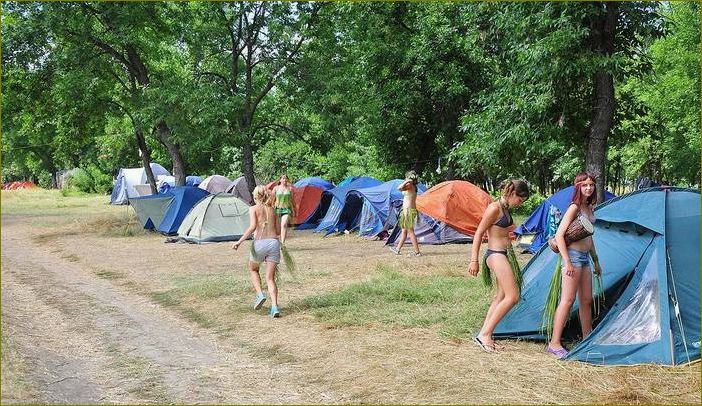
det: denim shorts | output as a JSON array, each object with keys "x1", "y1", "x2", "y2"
[{"x1": 566, "y1": 248, "x2": 590, "y2": 268}]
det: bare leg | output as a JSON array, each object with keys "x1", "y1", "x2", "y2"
[
  {"x1": 396, "y1": 229, "x2": 408, "y2": 252},
  {"x1": 408, "y1": 228, "x2": 420, "y2": 253},
  {"x1": 548, "y1": 266, "x2": 583, "y2": 350},
  {"x1": 577, "y1": 266, "x2": 594, "y2": 338},
  {"x1": 249, "y1": 261, "x2": 263, "y2": 295},
  {"x1": 477, "y1": 255, "x2": 519, "y2": 348},
  {"x1": 265, "y1": 261, "x2": 279, "y2": 307},
  {"x1": 280, "y1": 214, "x2": 290, "y2": 243}
]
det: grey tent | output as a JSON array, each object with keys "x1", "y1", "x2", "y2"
[
  {"x1": 176, "y1": 193, "x2": 251, "y2": 243},
  {"x1": 225, "y1": 176, "x2": 260, "y2": 205},
  {"x1": 198, "y1": 175, "x2": 232, "y2": 194}
]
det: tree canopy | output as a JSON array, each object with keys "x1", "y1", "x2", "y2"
[{"x1": 2, "y1": 2, "x2": 699, "y2": 192}]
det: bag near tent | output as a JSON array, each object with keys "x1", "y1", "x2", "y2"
[{"x1": 495, "y1": 187, "x2": 700, "y2": 366}]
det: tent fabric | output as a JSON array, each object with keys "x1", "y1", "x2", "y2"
[
  {"x1": 293, "y1": 185, "x2": 325, "y2": 225},
  {"x1": 336, "y1": 176, "x2": 358, "y2": 188},
  {"x1": 495, "y1": 187, "x2": 700, "y2": 366},
  {"x1": 110, "y1": 163, "x2": 170, "y2": 204},
  {"x1": 128, "y1": 194, "x2": 173, "y2": 230},
  {"x1": 177, "y1": 193, "x2": 251, "y2": 243},
  {"x1": 386, "y1": 212, "x2": 473, "y2": 245},
  {"x1": 199, "y1": 175, "x2": 232, "y2": 194},
  {"x1": 514, "y1": 186, "x2": 616, "y2": 253},
  {"x1": 311, "y1": 177, "x2": 383, "y2": 234},
  {"x1": 415, "y1": 181, "x2": 493, "y2": 237},
  {"x1": 155, "y1": 187, "x2": 210, "y2": 234},
  {"x1": 294, "y1": 177, "x2": 334, "y2": 190},
  {"x1": 225, "y1": 176, "x2": 260, "y2": 205},
  {"x1": 129, "y1": 186, "x2": 210, "y2": 234},
  {"x1": 350, "y1": 179, "x2": 427, "y2": 238},
  {"x1": 159, "y1": 176, "x2": 203, "y2": 193}
]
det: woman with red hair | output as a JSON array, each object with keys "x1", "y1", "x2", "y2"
[{"x1": 545, "y1": 172, "x2": 603, "y2": 358}]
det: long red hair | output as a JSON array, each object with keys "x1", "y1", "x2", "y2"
[{"x1": 571, "y1": 172, "x2": 596, "y2": 206}]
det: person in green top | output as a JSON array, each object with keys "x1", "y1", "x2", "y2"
[{"x1": 272, "y1": 174, "x2": 295, "y2": 243}]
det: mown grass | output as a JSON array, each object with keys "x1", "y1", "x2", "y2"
[
  {"x1": 150, "y1": 272, "x2": 251, "y2": 328},
  {"x1": 1, "y1": 324, "x2": 38, "y2": 403},
  {"x1": 294, "y1": 265, "x2": 494, "y2": 340}
]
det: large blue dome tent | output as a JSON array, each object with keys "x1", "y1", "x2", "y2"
[{"x1": 495, "y1": 187, "x2": 700, "y2": 366}]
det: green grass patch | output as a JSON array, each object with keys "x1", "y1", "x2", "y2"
[
  {"x1": 294, "y1": 266, "x2": 494, "y2": 340},
  {"x1": 1, "y1": 325, "x2": 38, "y2": 402},
  {"x1": 94, "y1": 269, "x2": 125, "y2": 280}
]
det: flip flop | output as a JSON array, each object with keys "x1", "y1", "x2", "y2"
[
  {"x1": 473, "y1": 335, "x2": 497, "y2": 353},
  {"x1": 546, "y1": 346, "x2": 569, "y2": 359}
]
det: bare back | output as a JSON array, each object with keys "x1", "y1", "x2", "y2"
[{"x1": 251, "y1": 204, "x2": 280, "y2": 240}]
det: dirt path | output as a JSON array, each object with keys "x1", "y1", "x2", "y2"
[{"x1": 1, "y1": 215, "x2": 323, "y2": 404}]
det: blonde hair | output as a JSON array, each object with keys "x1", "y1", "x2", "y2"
[{"x1": 253, "y1": 185, "x2": 271, "y2": 227}]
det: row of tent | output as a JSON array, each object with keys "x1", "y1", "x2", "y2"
[
  {"x1": 110, "y1": 164, "x2": 258, "y2": 205},
  {"x1": 120, "y1": 167, "x2": 700, "y2": 366}
]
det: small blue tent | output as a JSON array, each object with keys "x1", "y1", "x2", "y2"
[
  {"x1": 297, "y1": 177, "x2": 381, "y2": 231},
  {"x1": 495, "y1": 187, "x2": 700, "y2": 365},
  {"x1": 351, "y1": 180, "x2": 427, "y2": 238},
  {"x1": 294, "y1": 177, "x2": 334, "y2": 190},
  {"x1": 514, "y1": 186, "x2": 615, "y2": 253},
  {"x1": 386, "y1": 213, "x2": 473, "y2": 245},
  {"x1": 129, "y1": 186, "x2": 210, "y2": 235},
  {"x1": 336, "y1": 176, "x2": 358, "y2": 188}
]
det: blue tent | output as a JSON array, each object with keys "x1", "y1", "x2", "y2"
[
  {"x1": 514, "y1": 186, "x2": 616, "y2": 253},
  {"x1": 159, "y1": 176, "x2": 204, "y2": 193},
  {"x1": 297, "y1": 177, "x2": 381, "y2": 231},
  {"x1": 386, "y1": 213, "x2": 473, "y2": 245},
  {"x1": 129, "y1": 186, "x2": 210, "y2": 235},
  {"x1": 336, "y1": 176, "x2": 358, "y2": 188},
  {"x1": 294, "y1": 177, "x2": 334, "y2": 190},
  {"x1": 351, "y1": 179, "x2": 427, "y2": 238},
  {"x1": 495, "y1": 187, "x2": 700, "y2": 365}
]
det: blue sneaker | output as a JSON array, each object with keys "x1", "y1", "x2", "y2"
[
  {"x1": 269, "y1": 305, "x2": 281, "y2": 318},
  {"x1": 253, "y1": 293, "x2": 266, "y2": 310}
]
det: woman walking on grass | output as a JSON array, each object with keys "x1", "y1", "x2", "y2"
[
  {"x1": 390, "y1": 170, "x2": 422, "y2": 257},
  {"x1": 232, "y1": 186, "x2": 282, "y2": 318},
  {"x1": 468, "y1": 179, "x2": 530, "y2": 352}
]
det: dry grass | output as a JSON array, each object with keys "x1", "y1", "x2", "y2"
[{"x1": 3, "y1": 189, "x2": 700, "y2": 404}]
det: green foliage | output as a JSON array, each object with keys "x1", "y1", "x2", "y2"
[{"x1": 67, "y1": 165, "x2": 113, "y2": 195}]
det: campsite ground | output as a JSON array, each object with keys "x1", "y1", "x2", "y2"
[{"x1": 2, "y1": 189, "x2": 699, "y2": 404}]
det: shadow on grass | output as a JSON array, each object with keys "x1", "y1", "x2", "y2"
[{"x1": 292, "y1": 265, "x2": 494, "y2": 340}]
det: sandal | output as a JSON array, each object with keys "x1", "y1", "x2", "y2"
[
  {"x1": 473, "y1": 335, "x2": 497, "y2": 353},
  {"x1": 546, "y1": 346, "x2": 569, "y2": 359}
]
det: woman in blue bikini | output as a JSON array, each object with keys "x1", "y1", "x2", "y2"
[{"x1": 468, "y1": 179, "x2": 530, "y2": 352}]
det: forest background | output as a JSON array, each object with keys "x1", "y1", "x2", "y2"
[{"x1": 3, "y1": 1, "x2": 700, "y2": 206}]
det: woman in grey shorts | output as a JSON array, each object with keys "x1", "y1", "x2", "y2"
[{"x1": 232, "y1": 186, "x2": 283, "y2": 318}]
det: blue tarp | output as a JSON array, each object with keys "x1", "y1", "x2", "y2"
[
  {"x1": 495, "y1": 187, "x2": 700, "y2": 365},
  {"x1": 297, "y1": 177, "x2": 382, "y2": 232},
  {"x1": 129, "y1": 186, "x2": 210, "y2": 235},
  {"x1": 294, "y1": 177, "x2": 334, "y2": 190},
  {"x1": 351, "y1": 180, "x2": 427, "y2": 238},
  {"x1": 514, "y1": 186, "x2": 615, "y2": 253}
]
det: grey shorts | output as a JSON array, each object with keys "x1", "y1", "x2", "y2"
[{"x1": 250, "y1": 238, "x2": 281, "y2": 264}]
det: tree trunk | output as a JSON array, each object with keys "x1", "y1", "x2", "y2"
[
  {"x1": 586, "y1": 2, "x2": 618, "y2": 203},
  {"x1": 135, "y1": 128, "x2": 157, "y2": 194},
  {"x1": 155, "y1": 121, "x2": 186, "y2": 186},
  {"x1": 241, "y1": 137, "x2": 257, "y2": 196}
]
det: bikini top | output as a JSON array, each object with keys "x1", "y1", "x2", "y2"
[
  {"x1": 494, "y1": 205, "x2": 513, "y2": 228},
  {"x1": 275, "y1": 188, "x2": 292, "y2": 207}
]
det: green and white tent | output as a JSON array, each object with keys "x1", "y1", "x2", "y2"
[{"x1": 177, "y1": 193, "x2": 251, "y2": 243}]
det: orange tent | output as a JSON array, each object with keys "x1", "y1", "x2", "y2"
[
  {"x1": 266, "y1": 181, "x2": 324, "y2": 225},
  {"x1": 416, "y1": 180, "x2": 493, "y2": 236},
  {"x1": 292, "y1": 185, "x2": 325, "y2": 225}
]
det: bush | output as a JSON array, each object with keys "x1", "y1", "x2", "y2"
[
  {"x1": 37, "y1": 172, "x2": 53, "y2": 189},
  {"x1": 67, "y1": 165, "x2": 113, "y2": 194}
]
